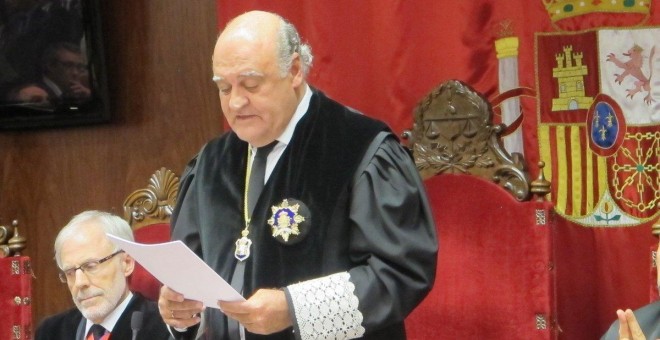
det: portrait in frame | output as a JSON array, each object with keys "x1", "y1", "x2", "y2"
[{"x1": 0, "y1": 0, "x2": 109, "y2": 129}]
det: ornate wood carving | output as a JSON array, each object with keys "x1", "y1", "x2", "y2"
[
  {"x1": 405, "y1": 80, "x2": 531, "y2": 201},
  {"x1": 123, "y1": 167, "x2": 180, "y2": 230}
]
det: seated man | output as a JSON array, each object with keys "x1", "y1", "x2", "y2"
[
  {"x1": 601, "y1": 236, "x2": 660, "y2": 340},
  {"x1": 35, "y1": 210, "x2": 170, "y2": 340},
  {"x1": 38, "y1": 42, "x2": 91, "y2": 106}
]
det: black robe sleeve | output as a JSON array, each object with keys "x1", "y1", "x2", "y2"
[{"x1": 285, "y1": 132, "x2": 438, "y2": 339}]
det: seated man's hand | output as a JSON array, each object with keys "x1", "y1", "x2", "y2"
[
  {"x1": 65, "y1": 81, "x2": 91, "y2": 100},
  {"x1": 158, "y1": 285, "x2": 204, "y2": 330},
  {"x1": 218, "y1": 288, "x2": 292, "y2": 335},
  {"x1": 617, "y1": 309, "x2": 646, "y2": 340}
]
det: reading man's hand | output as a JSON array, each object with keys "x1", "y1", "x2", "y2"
[
  {"x1": 158, "y1": 285, "x2": 204, "y2": 330},
  {"x1": 218, "y1": 288, "x2": 292, "y2": 335}
]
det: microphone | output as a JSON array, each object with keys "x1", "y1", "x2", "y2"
[{"x1": 131, "y1": 311, "x2": 143, "y2": 340}]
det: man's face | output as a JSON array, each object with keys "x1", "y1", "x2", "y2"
[
  {"x1": 48, "y1": 49, "x2": 86, "y2": 89},
  {"x1": 212, "y1": 27, "x2": 303, "y2": 147},
  {"x1": 59, "y1": 224, "x2": 133, "y2": 323}
]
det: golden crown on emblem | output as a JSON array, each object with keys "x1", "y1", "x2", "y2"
[{"x1": 542, "y1": 0, "x2": 651, "y2": 22}]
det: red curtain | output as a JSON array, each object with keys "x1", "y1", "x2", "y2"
[
  {"x1": 216, "y1": 1, "x2": 660, "y2": 172},
  {"x1": 215, "y1": 1, "x2": 659, "y2": 339}
]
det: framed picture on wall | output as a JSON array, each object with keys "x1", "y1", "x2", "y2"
[{"x1": 0, "y1": 0, "x2": 110, "y2": 129}]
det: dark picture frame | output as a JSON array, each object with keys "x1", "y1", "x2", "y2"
[{"x1": 0, "y1": 0, "x2": 109, "y2": 129}]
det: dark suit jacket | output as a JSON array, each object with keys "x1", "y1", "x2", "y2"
[
  {"x1": 35, "y1": 293, "x2": 170, "y2": 340},
  {"x1": 601, "y1": 300, "x2": 660, "y2": 340}
]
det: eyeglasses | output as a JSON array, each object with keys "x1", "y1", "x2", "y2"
[
  {"x1": 56, "y1": 60, "x2": 87, "y2": 72},
  {"x1": 58, "y1": 250, "x2": 124, "y2": 283}
]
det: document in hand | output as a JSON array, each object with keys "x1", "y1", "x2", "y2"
[{"x1": 107, "y1": 234, "x2": 245, "y2": 308}]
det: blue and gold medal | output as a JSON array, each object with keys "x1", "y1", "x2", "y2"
[{"x1": 268, "y1": 199, "x2": 309, "y2": 243}]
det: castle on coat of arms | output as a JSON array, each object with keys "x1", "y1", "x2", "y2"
[{"x1": 551, "y1": 45, "x2": 593, "y2": 111}]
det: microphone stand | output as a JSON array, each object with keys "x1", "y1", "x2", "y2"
[{"x1": 131, "y1": 311, "x2": 143, "y2": 340}]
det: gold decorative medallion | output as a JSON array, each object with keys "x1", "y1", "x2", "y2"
[{"x1": 268, "y1": 199, "x2": 307, "y2": 243}]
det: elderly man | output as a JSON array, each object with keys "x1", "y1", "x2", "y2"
[
  {"x1": 35, "y1": 210, "x2": 170, "y2": 340},
  {"x1": 158, "y1": 10, "x2": 437, "y2": 340},
  {"x1": 601, "y1": 235, "x2": 660, "y2": 340}
]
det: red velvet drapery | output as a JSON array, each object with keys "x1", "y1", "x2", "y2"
[{"x1": 214, "y1": 2, "x2": 659, "y2": 339}]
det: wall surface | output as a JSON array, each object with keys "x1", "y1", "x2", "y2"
[{"x1": 0, "y1": 1, "x2": 221, "y2": 327}]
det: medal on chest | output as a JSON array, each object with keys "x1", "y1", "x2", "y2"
[
  {"x1": 268, "y1": 199, "x2": 305, "y2": 242},
  {"x1": 234, "y1": 145, "x2": 312, "y2": 260}
]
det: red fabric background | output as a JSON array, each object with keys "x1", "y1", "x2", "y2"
[
  {"x1": 0, "y1": 256, "x2": 32, "y2": 340},
  {"x1": 214, "y1": 2, "x2": 659, "y2": 338},
  {"x1": 128, "y1": 223, "x2": 170, "y2": 301}
]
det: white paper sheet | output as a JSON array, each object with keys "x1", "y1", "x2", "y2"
[{"x1": 107, "y1": 234, "x2": 245, "y2": 308}]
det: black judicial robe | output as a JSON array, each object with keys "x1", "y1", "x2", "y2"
[
  {"x1": 172, "y1": 88, "x2": 438, "y2": 339},
  {"x1": 600, "y1": 300, "x2": 660, "y2": 340},
  {"x1": 35, "y1": 293, "x2": 170, "y2": 340}
]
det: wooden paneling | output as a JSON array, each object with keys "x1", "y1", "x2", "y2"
[{"x1": 0, "y1": 1, "x2": 221, "y2": 326}]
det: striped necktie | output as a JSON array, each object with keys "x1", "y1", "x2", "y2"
[{"x1": 87, "y1": 324, "x2": 106, "y2": 340}]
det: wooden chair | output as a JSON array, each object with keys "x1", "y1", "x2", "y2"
[
  {"x1": 403, "y1": 80, "x2": 556, "y2": 339},
  {"x1": 0, "y1": 220, "x2": 32, "y2": 340},
  {"x1": 123, "y1": 167, "x2": 179, "y2": 300}
]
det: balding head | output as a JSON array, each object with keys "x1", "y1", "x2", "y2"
[
  {"x1": 211, "y1": 11, "x2": 313, "y2": 147},
  {"x1": 215, "y1": 11, "x2": 313, "y2": 78},
  {"x1": 215, "y1": 11, "x2": 281, "y2": 74},
  {"x1": 222, "y1": 10, "x2": 281, "y2": 42}
]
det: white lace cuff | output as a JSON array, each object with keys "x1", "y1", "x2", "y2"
[{"x1": 287, "y1": 272, "x2": 365, "y2": 339}]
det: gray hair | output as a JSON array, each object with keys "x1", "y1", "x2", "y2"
[
  {"x1": 276, "y1": 18, "x2": 313, "y2": 78},
  {"x1": 54, "y1": 210, "x2": 134, "y2": 268}
]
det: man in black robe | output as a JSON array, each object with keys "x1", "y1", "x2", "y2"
[
  {"x1": 35, "y1": 210, "x2": 170, "y2": 340},
  {"x1": 158, "y1": 10, "x2": 438, "y2": 340},
  {"x1": 601, "y1": 235, "x2": 660, "y2": 340}
]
